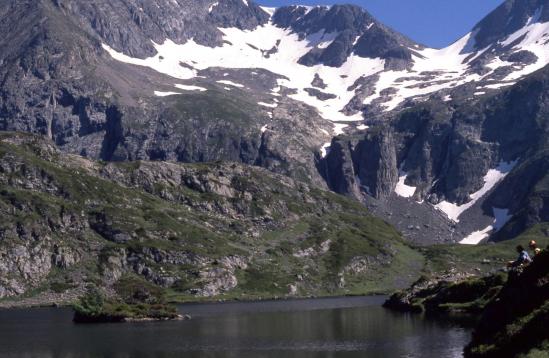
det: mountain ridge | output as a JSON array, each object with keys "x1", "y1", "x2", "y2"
[{"x1": 0, "y1": 0, "x2": 547, "y2": 247}]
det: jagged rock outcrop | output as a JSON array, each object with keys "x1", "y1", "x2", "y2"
[
  {"x1": 320, "y1": 63, "x2": 549, "y2": 243},
  {"x1": 55, "y1": 0, "x2": 270, "y2": 58},
  {"x1": 273, "y1": 4, "x2": 418, "y2": 68},
  {"x1": 321, "y1": 129, "x2": 399, "y2": 200},
  {"x1": 471, "y1": 0, "x2": 549, "y2": 50},
  {"x1": 383, "y1": 272, "x2": 506, "y2": 314},
  {"x1": 353, "y1": 130, "x2": 399, "y2": 198}
]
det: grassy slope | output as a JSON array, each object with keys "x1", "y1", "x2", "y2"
[
  {"x1": 0, "y1": 132, "x2": 545, "y2": 306},
  {"x1": 0, "y1": 132, "x2": 423, "y2": 304},
  {"x1": 421, "y1": 223, "x2": 549, "y2": 276}
]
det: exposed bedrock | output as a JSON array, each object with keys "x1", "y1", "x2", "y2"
[{"x1": 319, "y1": 65, "x2": 549, "y2": 242}]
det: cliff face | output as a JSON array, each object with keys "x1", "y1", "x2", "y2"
[{"x1": 322, "y1": 65, "x2": 549, "y2": 243}]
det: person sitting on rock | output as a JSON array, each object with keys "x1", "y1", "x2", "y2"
[
  {"x1": 507, "y1": 245, "x2": 532, "y2": 267},
  {"x1": 529, "y1": 240, "x2": 541, "y2": 256}
]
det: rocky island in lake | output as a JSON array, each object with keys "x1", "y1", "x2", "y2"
[{"x1": 73, "y1": 279, "x2": 183, "y2": 323}]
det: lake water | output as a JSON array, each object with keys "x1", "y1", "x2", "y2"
[{"x1": 0, "y1": 296, "x2": 472, "y2": 358}]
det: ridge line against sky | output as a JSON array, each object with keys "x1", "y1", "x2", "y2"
[{"x1": 258, "y1": 0, "x2": 506, "y2": 48}]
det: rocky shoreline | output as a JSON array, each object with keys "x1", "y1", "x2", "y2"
[
  {"x1": 0, "y1": 290, "x2": 389, "y2": 310},
  {"x1": 384, "y1": 250, "x2": 549, "y2": 357},
  {"x1": 383, "y1": 271, "x2": 507, "y2": 315}
]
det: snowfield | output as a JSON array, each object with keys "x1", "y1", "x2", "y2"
[
  {"x1": 102, "y1": 24, "x2": 384, "y2": 123},
  {"x1": 436, "y1": 160, "x2": 518, "y2": 222},
  {"x1": 103, "y1": 6, "x2": 549, "y2": 125},
  {"x1": 459, "y1": 207, "x2": 513, "y2": 245}
]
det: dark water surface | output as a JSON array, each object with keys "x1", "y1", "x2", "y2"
[{"x1": 0, "y1": 296, "x2": 471, "y2": 358}]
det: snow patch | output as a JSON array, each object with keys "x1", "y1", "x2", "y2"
[
  {"x1": 102, "y1": 42, "x2": 196, "y2": 80},
  {"x1": 481, "y1": 83, "x2": 515, "y2": 89},
  {"x1": 363, "y1": 32, "x2": 483, "y2": 111},
  {"x1": 333, "y1": 123, "x2": 348, "y2": 135},
  {"x1": 460, "y1": 225, "x2": 493, "y2": 245},
  {"x1": 460, "y1": 207, "x2": 513, "y2": 245},
  {"x1": 217, "y1": 80, "x2": 244, "y2": 88},
  {"x1": 395, "y1": 166, "x2": 416, "y2": 198},
  {"x1": 436, "y1": 160, "x2": 518, "y2": 222},
  {"x1": 258, "y1": 101, "x2": 278, "y2": 108},
  {"x1": 154, "y1": 91, "x2": 180, "y2": 97},
  {"x1": 208, "y1": 2, "x2": 219, "y2": 13},
  {"x1": 260, "y1": 6, "x2": 276, "y2": 16},
  {"x1": 320, "y1": 142, "x2": 331, "y2": 158},
  {"x1": 174, "y1": 84, "x2": 207, "y2": 91}
]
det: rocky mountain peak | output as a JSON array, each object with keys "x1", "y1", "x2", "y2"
[
  {"x1": 472, "y1": 0, "x2": 549, "y2": 50},
  {"x1": 273, "y1": 4, "x2": 375, "y2": 34},
  {"x1": 272, "y1": 4, "x2": 419, "y2": 67},
  {"x1": 207, "y1": 0, "x2": 271, "y2": 29},
  {"x1": 47, "y1": 0, "x2": 270, "y2": 58}
]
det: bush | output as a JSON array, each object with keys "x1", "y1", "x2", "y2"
[{"x1": 73, "y1": 286, "x2": 106, "y2": 320}]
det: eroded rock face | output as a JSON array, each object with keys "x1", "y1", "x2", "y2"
[
  {"x1": 293, "y1": 240, "x2": 331, "y2": 258},
  {"x1": 383, "y1": 270, "x2": 502, "y2": 314},
  {"x1": 100, "y1": 245, "x2": 247, "y2": 297},
  {"x1": 471, "y1": 0, "x2": 549, "y2": 51},
  {"x1": 195, "y1": 267, "x2": 238, "y2": 297},
  {"x1": 320, "y1": 64, "x2": 549, "y2": 243},
  {"x1": 321, "y1": 129, "x2": 399, "y2": 200},
  {"x1": 0, "y1": 0, "x2": 333, "y2": 188},
  {"x1": 0, "y1": 241, "x2": 81, "y2": 298},
  {"x1": 273, "y1": 4, "x2": 418, "y2": 68},
  {"x1": 54, "y1": 0, "x2": 270, "y2": 58},
  {"x1": 343, "y1": 253, "x2": 392, "y2": 275},
  {"x1": 181, "y1": 255, "x2": 247, "y2": 297}
]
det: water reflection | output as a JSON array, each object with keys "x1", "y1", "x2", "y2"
[{"x1": 0, "y1": 296, "x2": 470, "y2": 358}]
